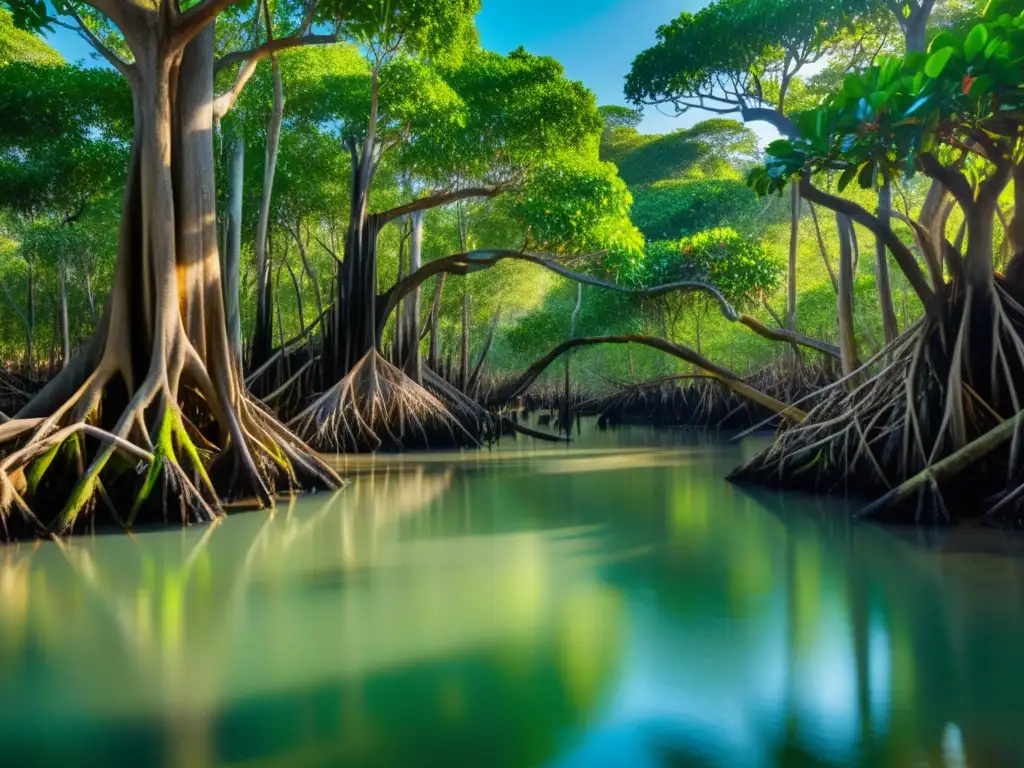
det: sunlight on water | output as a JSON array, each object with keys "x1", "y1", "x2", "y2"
[{"x1": 2, "y1": 425, "x2": 1024, "y2": 766}]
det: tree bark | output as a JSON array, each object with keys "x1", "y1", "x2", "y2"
[
  {"x1": 428, "y1": 274, "x2": 446, "y2": 370},
  {"x1": 1, "y1": 20, "x2": 337, "y2": 537},
  {"x1": 57, "y1": 257, "x2": 70, "y2": 368},
  {"x1": 837, "y1": 214, "x2": 862, "y2": 378},
  {"x1": 251, "y1": 55, "x2": 284, "y2": 370},
  {"x1": 875, "y1": 180, "x2": 900, "y2": 344},
  {"x1": 459, "y1": 291, "x2": 470, "y2": 390},
  {"x1": 25, "y1": 260, "x2": 35, "y2": 376},
  {"x1": 223, "y1": 131, "x2": 244, "y2": 365},
  {"x1": 787, "y1": 182, "x2": 800, "y2": 332},
  {"x1": 403, "y1": 210, "x2": 424, "y2": 384}
]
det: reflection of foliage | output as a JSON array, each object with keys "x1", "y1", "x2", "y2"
[{"x1": 646, "y1": 228, "x2": 783, "y2": 308}]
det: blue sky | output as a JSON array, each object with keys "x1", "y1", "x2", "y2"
[{"x1": 41, "y1": 0, "x2": 773, "y2": 140}]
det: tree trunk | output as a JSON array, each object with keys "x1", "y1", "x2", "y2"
[
  {"x1": 85, "y1": 269, "x2": 97, "y2": 326},
  {"x1": 787, "y1": 182, "x2": 800, "y2": 332},
  {"x1": 428, "y1": 274, "x2": 446, "y2": 370},
  {"x1": 223, "y1": 132, "x2": 244, "y2": 366},
  {"x1": 25, "y1": 260, "x2": 35, "y2": 376},
  {"x1": 57, "y1": 256, "x2": 70, "y2": 368},
  {"x1": 404, "y1": 210, "x2": 424, "y2": 384},
  {"x1": 459, "y1": 291, "x2": 470, "y2": 390},
  {"x1": 875, "y1": 180, "x2": 900, "y2": 345},
  {"x1": 1, "y1": 23, "x2": 337, "y2": 538},
  {"x1": 837, "y1": 214, "x2": 861, "y2": 378},
  {"x1": 251, "y1": 56, "x2": 284, "y2": 371},
  {"x1": 564, "y1": 283, "x2": 583, "y2": 436}
]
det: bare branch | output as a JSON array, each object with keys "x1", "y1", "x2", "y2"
[
  {"x1": 379, "y1": 250, "x2": 841, "y2": 359},
  {"x1": 487, "y1": 335, "x2": 807, "y2": 423},
  {"x1": 57, "y1": 13, "x2": 134, "y2": 79},
  {"x1": 377, "y1": 185, "x2": 512, "y2": 225}
]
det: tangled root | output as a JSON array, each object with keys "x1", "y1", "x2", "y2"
[
  {"x1": 290, "y1": 351, "x2": 480, "y2": 453},
  {"x1": 0, "y1": 333, "x2": 341, "y2": 541},
  {"x1": 731, "y1": 281, "x2": 1024, "y2": 525}
]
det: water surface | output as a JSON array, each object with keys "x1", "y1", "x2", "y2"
[{"x1": 2, "y1": 425, "x2": 1024, "y2": 767}]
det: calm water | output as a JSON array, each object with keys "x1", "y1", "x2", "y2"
[{"x1": 2, "y1": 425, "x2": 1024, "y2": 767}]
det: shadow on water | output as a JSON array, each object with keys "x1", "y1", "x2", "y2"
[{"x1": 1, "y1": 420, "x2": 1024, "y2": 766}]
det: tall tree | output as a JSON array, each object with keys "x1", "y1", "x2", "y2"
[
  {"x1": 626, "y1": 0, "x2": 881, "y2": 333},
  {"x1": 0, "y1": 0, "x2": 347, "y2": 538},
  {"x1": 741, "y1": 2, "x2": 1024, "y2": 520}
]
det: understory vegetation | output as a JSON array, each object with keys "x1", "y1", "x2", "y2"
[{"x1": 0, "y1": 0, "x2": 1021, "y2": 536}]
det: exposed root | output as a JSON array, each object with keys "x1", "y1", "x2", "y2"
[
  {"x1": 731, "y1": 279, "x2": 1024, "y2": 525},
  {"x1": 0, "y1": 327, "x2": 342, "y2": 541},
  {"x1": 290, "y1": 351, "x2": 480, "y2": 453}
]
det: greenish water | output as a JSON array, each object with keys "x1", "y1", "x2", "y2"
[{"x1": 2, "y1": 425, "x2": 1024, "y2": 767}]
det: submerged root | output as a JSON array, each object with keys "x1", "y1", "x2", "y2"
[
  {"x1": 730, "y1": 280, "x2": 1024, "y2": 525},
  {"x1": 290, "y1": 351, "x2": 480, "y2": 453}
]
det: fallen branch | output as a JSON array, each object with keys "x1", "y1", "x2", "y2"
[{"x1": 857, "y1": 407, "x2": 1024, "y2": 520}]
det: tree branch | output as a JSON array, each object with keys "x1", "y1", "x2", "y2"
[
  {"x1": 799, "y1": 176, "x2": 940, "y2": 319},
  {"x1": 57, "y1": 13, "x2": 134, "y2": 79},
  {"x1": 486, "y1": 335, "x2": 807, "y2": 423},
  {"x1": 918, "y1": 153, "x2": 975, "y2": 209},
  {"x1": 379, "y1": 250, "x2": 841, "y2": 359},
  {"x1": 377, "y1": 185, "x2": 511, "y2": 225}
]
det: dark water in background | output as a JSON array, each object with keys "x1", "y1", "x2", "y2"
[{"x1": 2, "y1": 424, "x2": 1024, "y2": 767}]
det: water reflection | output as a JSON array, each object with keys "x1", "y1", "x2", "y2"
[{"x1": 1, "y1": 426, "x2": 1024, "y2": 766}]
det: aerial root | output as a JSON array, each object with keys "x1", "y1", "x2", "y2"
[
  {"x1": 290, "y1": 351, "x2": 480, "y2": 453},
  {"x1": 731, "y1": 283, "x2": 1024, "y2": 524}
]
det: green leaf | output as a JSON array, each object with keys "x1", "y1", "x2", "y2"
[
  {"x1": 837, "y1": 165, "x2": 858, "y2": 193},
  {"x1": 925, "y1": 47, "x2": 956, "y2": 79},
  {"x1": 857, "y1": 162, "x2": 874, "y2": 189},
  {"x1": 964, "y1": 24, "x2": 989, "y2": 61}
]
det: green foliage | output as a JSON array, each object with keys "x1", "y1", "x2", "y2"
[
  {"x1": 0, "y1": 7, "x2": 61, "y2": 63},
  {"x1": 316, "y1": 0, "x2": 481, "y2": 63},
  {"x1": 599, "y1": 105, "x2": 642, "y2": 135},
  {"x1": 0, "y1": 60, "x2": 130, "y2": 216},
  {"x1": 625, "y1": 0, "x2": 880, "y2": 114},
  {"x1": 513, "y1": 155, "x2": 643, "y2": 261},
  {"x1": 748, "y1": 2, "x2": 1024, "y2": 196},
  {"x1": 601, "y1": 119, "x2": 757, "y2": 187},
  {"x1": 631, "y1": 178, "x2": 759, "y2": 241},
  {"x1": 645, "y1": 228, "x2": 783, "y2": 307}
]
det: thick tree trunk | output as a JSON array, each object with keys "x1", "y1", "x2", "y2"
[
  {"x1": 0, "y1": 23, "x2": 337, "y2": 539},
  {"x1": 223, "y1": 132, "x2": 244, "y2": 365},
  {"x1": 875, "y1": 180, "x2": 900, "y2": 345},
  {"x1": 836, "y1": 214, "x2": 861, "y2": 377},
  {"x1": 787, "y1": 182, "x2": 800, "y2": 332},
  {"x1": 251, "y1": 56, "x2": 284, "y2": 371}
]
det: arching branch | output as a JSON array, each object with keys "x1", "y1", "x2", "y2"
[
  {"x1": 376, "y1": 185, "x2": 512, "y2": 225},
  {"x1": 378, "y1": 250, "x2": 841, "y2": 359},
  {"x1": 799, "y1": 176, "x2": 940, "y2": 320},
  {"x1": 57, "y1": 13, "x2": 134, "y2": 79},
  {"x1": 487, "y1": 335, "x2": 807, "y2": 423}
]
